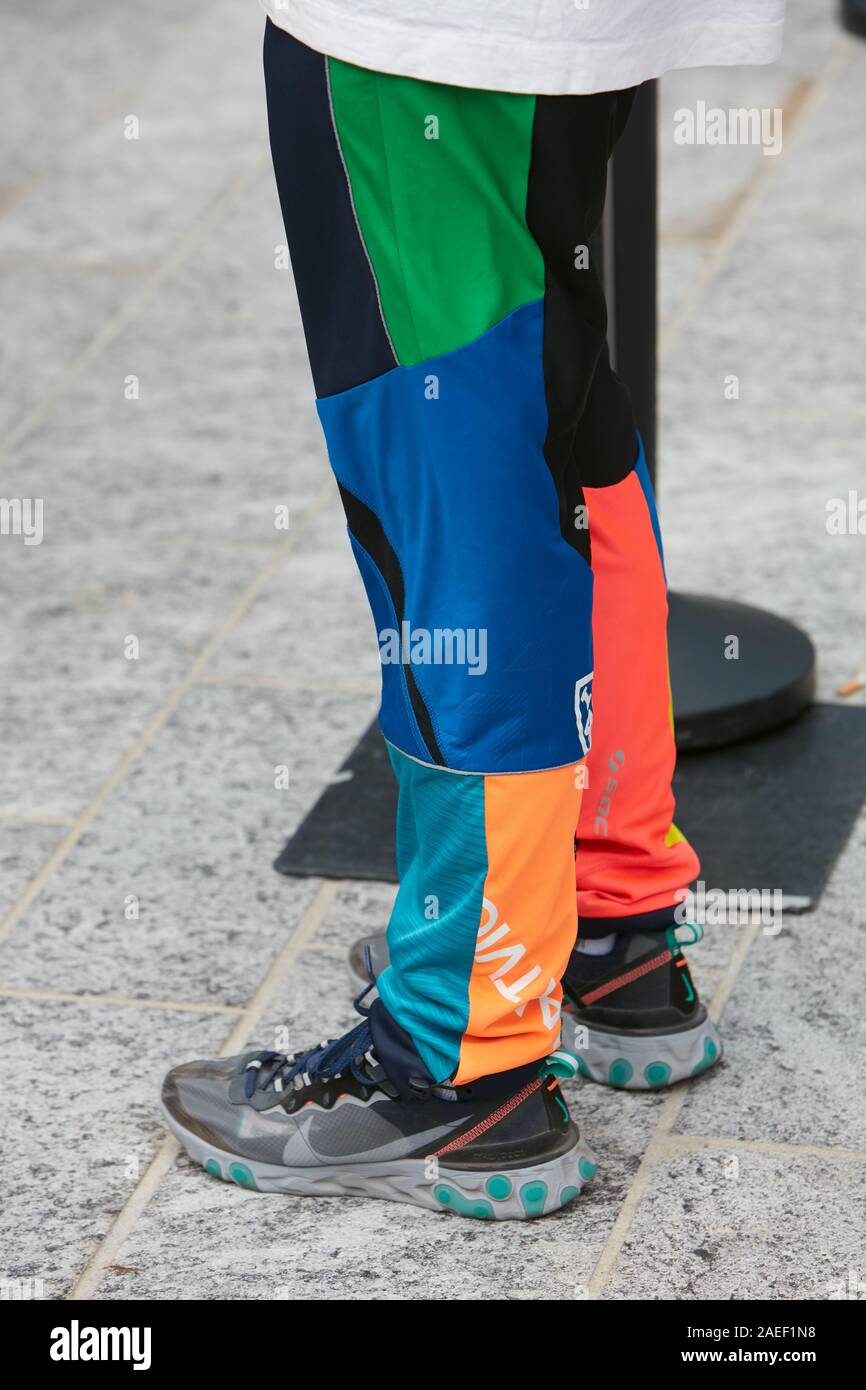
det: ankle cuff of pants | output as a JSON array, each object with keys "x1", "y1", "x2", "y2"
[
  {"x1": 369, "y1": 997, "x2": 437, "y2": 1099},
  {"x1": 369, "y1": 997, "x2": 545, "y2": 1099},
  {"x1": 379, "y1": 747, "x2": 582, "y2": 1087},
  {"x1": 579, "y1": 905, "x2": 681, "y2": 937}
]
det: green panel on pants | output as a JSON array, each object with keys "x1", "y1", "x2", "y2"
[{"x1": 327, "y1": 57, "x2": 545, "y2": 364}]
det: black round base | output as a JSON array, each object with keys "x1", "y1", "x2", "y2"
[
  {"x1": 841, "y1": 0, "x2": 866, "y2": 39},
  {"x1": 669, "y1": 592, "x2": 816, "y2": 751}
]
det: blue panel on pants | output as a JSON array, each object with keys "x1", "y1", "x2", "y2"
[
  {"x1": 347, "y1": 534, "x2": 433, "y2": 763},
  {"x1": 317, "y1": 299, "x2": 594, "y2": 774}
]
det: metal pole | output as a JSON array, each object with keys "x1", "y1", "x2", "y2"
[{"x1": 606, "y1": 81, "x2": 815, "y2": 749}]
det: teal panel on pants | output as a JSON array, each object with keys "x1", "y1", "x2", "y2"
[{"x1": 376, "y1": 745, "x2": 488, "y2": 1083}]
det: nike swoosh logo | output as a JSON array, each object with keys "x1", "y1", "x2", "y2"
[{"x1": 291, "y1": 1098, "x2": 465, "y2": 1163}]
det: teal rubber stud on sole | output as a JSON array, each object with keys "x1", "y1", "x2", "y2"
[
  {"x1": 204, "y1": 1158, "x2": 222, "y2": 1179},
  {"x1": 608, "y1": 1058, "x2": 633, "y2": 1087},
  {"x1": 485, "y1": 1175, "x2": 513, "y2": 1200},
  {"x1": 691, "y1": 1036, "x2": 720, "y2": 1076},
  {"x1": 434, "y1": 1185, "x2": 494, "y2": 1219},
  {"x1": 578, "y1": 1155, "x2": 597, "y2": 1181},
  {"x1": 559, "y1": 1185, "x2": 580, "y2": 1206},
  {"x1": 644, "y1": 1061, "x2": 672, "y2": 1088},
  {"x1": 228, "y1": 1162, "x2": 257, "y2": 1189},
  {"x1": 519, "y1": 1180, "x2": 548, "y2": 1217}
]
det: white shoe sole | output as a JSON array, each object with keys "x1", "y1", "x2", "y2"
[{"x1": 562, "y1": 1012, "x2": 723, "y2": 1089}]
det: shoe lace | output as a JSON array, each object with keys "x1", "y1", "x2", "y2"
[
  {"x1": 362, "y1": 938, "x2": 379, "y2": 984},
  {"x1": 243, "y1": 982, "x2": 378, "y2": 1100}
]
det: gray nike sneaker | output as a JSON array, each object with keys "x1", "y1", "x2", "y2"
[{"x1": 162, "y1": 992, "x2": 597, "y2": 1221}]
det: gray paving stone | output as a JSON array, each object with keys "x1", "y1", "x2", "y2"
[
  {"x1": 0, "y1": 994, "x2": 227, "y2": 1297},
  {"x1": 0, "y1": 683, "x2": 375, "y2": 1005},
  {"x1": 313, "y1": 879, "x2": 398, "y2": 951},
  {"x1": 681, "y1": 919, "x2": 746, "y2": 1008},
  {"x1": 658, "y1": 37, "x2": 866, "y2": 432},
  {"x1": 0, "y1": 537, "x2": 274, "y2": 820},
  {"x1": 658, "y1": 409, "x2": 866, "y2": 702},
  {"x1": 91, "y1": 1153, "x2": 611, "y2": 1301},
  {"x1": 660, "y1": 222, "x2": 866, "y2": 425},
  {"x1": 0, "y1": 1, "x2": 200, "y2": 184},
  {"x1": 0, "y1": 3, "x2": 267, "y2": 264},
  {"x1": 0, "y1": 267, "x2": 134, "y2": 436},
  {"x1": 0, "y1": 822, "x2": 63, "y2": 919},
  {"x1": 745, "y1": 34, "x2": 866, "y2": 245},
  {"x1": 603, "y1": 1145, "x2": 866, "y2": 1301},
  {"x1": 2, "y1": 181, "x2": 326, "y2": 548},
  {"x1": 675, "y1": 820, "x2": 866, "y2": 1150},
  {"x1": 658, "y1": 242, "x2": 709, "y2": 337},
  {"x1": 210, "y1": 496, "x2": 381, "y2": 690},
  {"x1": 658, "y1": 0, "x2": 842, "y2": 242},
  {"x1": 659, "y1": 66, "x2": 786, "y2": 245},
  {"x1": 1, "y1": 170, "x2": 333, "y2": 821},
  {"x1": 255, "y1": 945, "x2": 361, "y2": 1053}
]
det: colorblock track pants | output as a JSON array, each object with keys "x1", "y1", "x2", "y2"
[{"x1": 264, "y1": 20, "x2": 699, "y2": 1087}]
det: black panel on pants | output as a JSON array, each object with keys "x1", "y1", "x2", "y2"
[
  {"x1": 526, "y1": 91, "x2": 639, "y2": 566},
  {"x1": 337, "y1": 484, "x2": 445, "y2": 767},
  {"x1": 263, "y1": 20, "x2": 397, "y2": 397}
]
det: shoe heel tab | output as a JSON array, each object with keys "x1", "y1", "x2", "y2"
[
  {"x1": 539, "y1": 1049, "x2": 580, "y2": 1080},
  {"x1": 665, "y1": 921, "x2": 704, "y2": 954},
  {"x1": 538, "y1": 1066, "x2": 573, "y2": 1127}
]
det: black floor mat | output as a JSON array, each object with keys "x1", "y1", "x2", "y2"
[{"x1": 274, "y1": 702, "x2": 866, "y2": 911}]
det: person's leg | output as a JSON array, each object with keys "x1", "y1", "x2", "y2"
[
  {"x1": 269, "y1": 27, "x2": 637, "y2": 1089},
  {"x1": 562, "y1": 450, "x2": 723, "y2": 1088},
  {"x1": 164, "y1": 22, "x2": 637, "y2": 1217},
  {"x1": 576, "y1": 449, "x2": 699, "y2": 930},
  {"x1": 351, "y1": 445, "x2": 721, "y2": 1090},
  {"x1": 341, "y1": 66, "x2": 721, "y2": 1092}
]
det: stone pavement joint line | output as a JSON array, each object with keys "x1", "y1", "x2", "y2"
[
  {"x1": 658, "y1": 39, "x2": 850, "y2": 363},
  {"x1": 0, "y1": 154, "x2": 269, "y2": 458},
  {"x1": 0, "y1": 815, "x2": 76, "y2": 828},
  {"x1": 0, "y1": 7, "x2": 223, "y2": 225},
  {"x1": 196, "y1": 674, "x2": 381, "y2": 695},
  {"x1": 0, "y1": 478, "x2": 335, "y2": 952},
  {"x1": 0, "y1": 987, "x2": 242, "y2": 1017},
  {"x1": 663, "y1": 1133, "x2": 866, "y2": 1164},
  {"x1": 67, "y1": 878, "x2": 340, "y2": 1300}
]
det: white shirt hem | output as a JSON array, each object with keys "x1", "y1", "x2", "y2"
[{"x1": 261, "y1": 0, "x2": 785, "y2": 94}]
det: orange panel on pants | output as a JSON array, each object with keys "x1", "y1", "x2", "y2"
[
  {"x1": 453, "y1": 763, "x2": 584, "y2": 1084},
  {"x1": 576, "y1": 459, "x2": 700, "y2": 926}
]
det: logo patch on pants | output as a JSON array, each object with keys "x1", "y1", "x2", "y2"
[{"x1": 574, "y1": 672, "x2": 594, "y2": 756}]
